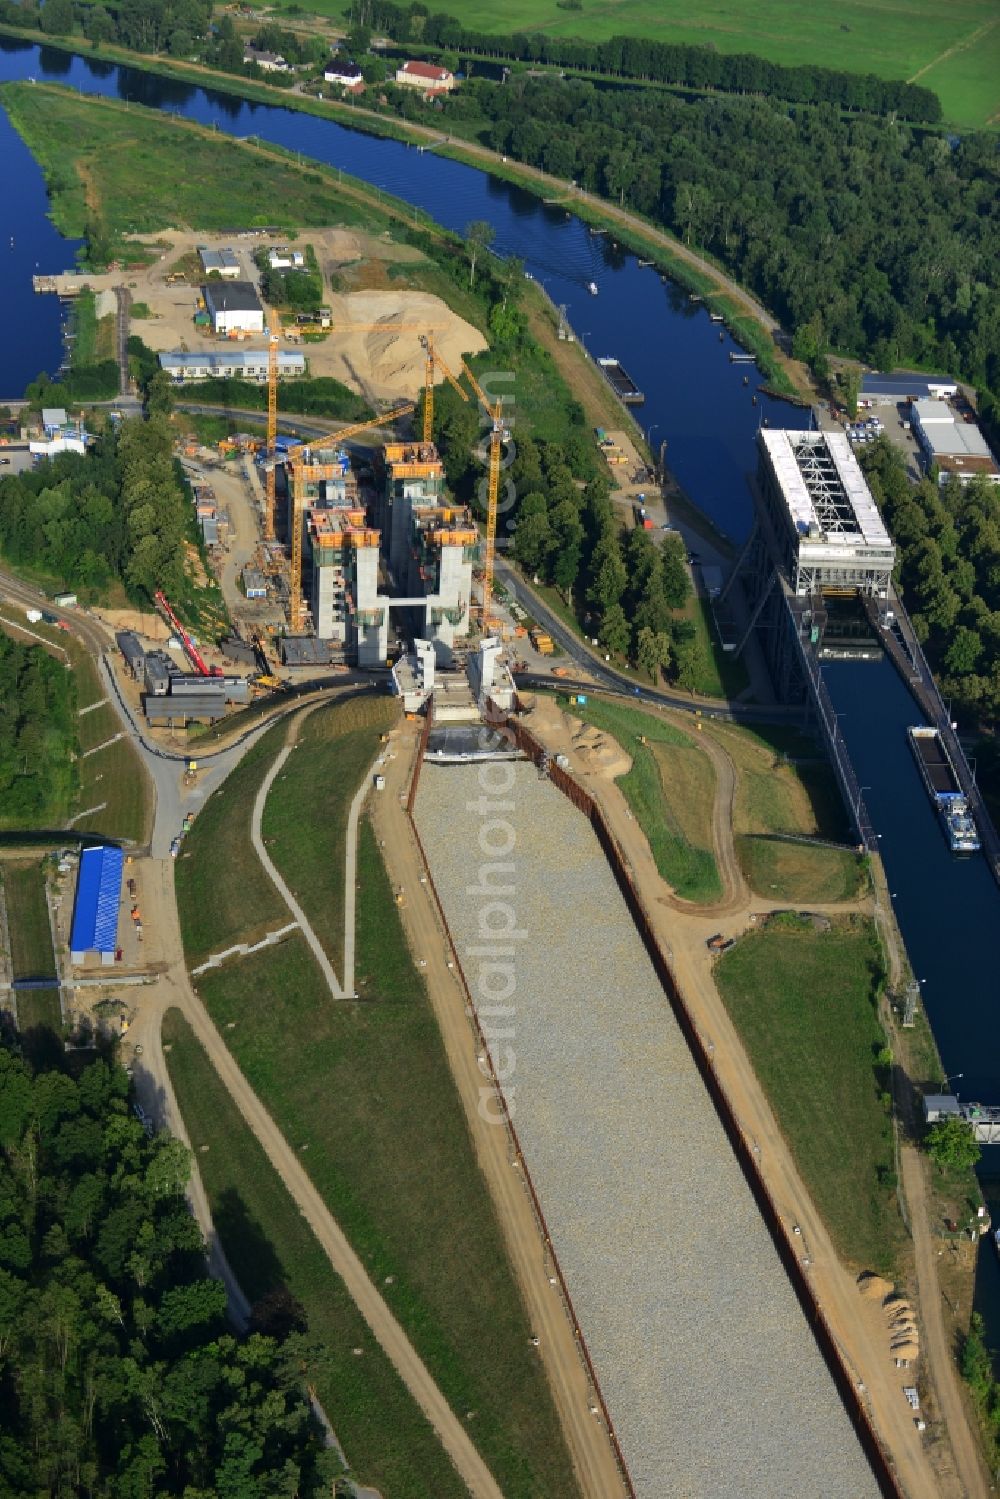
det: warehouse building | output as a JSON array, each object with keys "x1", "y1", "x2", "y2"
[
  {"x1": 203, "y1": 282, "x2": 265, "y2": 336},
  {"x1": 860, "y1": 372, "x2": 958, "y2": 406},
  {"x1": 70, "y1": 844, "x2": 124, "y2": 966},
  {"x1": 198, "y1": 246, "x2": 241, "y2": 280},
  {"x1": 159, "y1": 350, "x2": 305, "y2": 382},
  {"x1": 910, "y1": 400, "x2": 1000, "y2": 486},
  {"x1": 757, "y1": 429, "x2": 895, "y2": 598}
]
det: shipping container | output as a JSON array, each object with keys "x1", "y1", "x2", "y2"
[{"x1": 53, "y1": 592, "x2": 77, "y2": 607}]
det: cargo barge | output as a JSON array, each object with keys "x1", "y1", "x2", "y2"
[
  {"x1": 597, "y1": 357, "x2": 644, "y2": 404},
  {"x1": 907, "y1": 725, "x2": 980, "y2": 853}
]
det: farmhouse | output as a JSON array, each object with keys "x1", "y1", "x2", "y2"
[
  {"x1": 324, "y1": 58, "x2": 365, "y2": 91},
  {"x1": 395, "y1": 60, "x2": 455, "y2": 93},
  {"x1": 243, "y1": 47, "x2": 290, "y2": 72}
]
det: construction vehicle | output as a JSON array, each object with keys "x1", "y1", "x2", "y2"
[{"x1": 153, "y1": 590, "x2": 223, "y2": 676}]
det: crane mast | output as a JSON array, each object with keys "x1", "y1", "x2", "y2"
[
  {"x1": 265, "y1": 309, "x2": 280, "y2": 540},
  {"x1": 285, "y1": 403, "x2": 414, "y2": 632}
]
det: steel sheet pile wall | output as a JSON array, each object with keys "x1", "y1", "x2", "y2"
[{"x1": 500, "y1": 714, "x2": 901, "y2": 1498}]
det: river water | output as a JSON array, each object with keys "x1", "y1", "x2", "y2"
[{"x1": 1, "y1": 37, "x2": 997, "y2": 1315}]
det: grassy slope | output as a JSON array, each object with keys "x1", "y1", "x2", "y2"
[
  {"x1": 554, "y1": 693, "x2": 721, "y2": 902},
  {"x1": 261, "y1": 697, "x2": 398, "y2": 976},
  {"x1": 175, "y1": 721, "x2": 287, "y2": 963},
  {"x1": 181, "y1": 723, "x2": 579, "y2": 1495},
  {"x1": 708, "y1": 720, "x2": 866, "y2": 903},
  {"x1": 2, "y1": 862, "x2": 55, "y2": 980},
  {"x1": 307, "y1": 0, "x2": 998, "y2": 127},
  {"x1": 160, "y1": 1006, "x2": 467, "y2": 1499},
  {"x1": 0, "y1": 82, "x2": 400, "y2": 244},
  {"x1": 715, "y1": 919, "x2": 899, "y2": 1271}
]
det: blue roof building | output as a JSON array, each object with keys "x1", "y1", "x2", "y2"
[
  {"x1": 70, "y1": 845, "x2": 124, "y2": 965},
  {"x1": 860, "y1": 372, "x2": 958, "y2": 404}
]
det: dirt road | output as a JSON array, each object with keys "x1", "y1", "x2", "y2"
[
  {"x1": 133, "y1": 850, "x2": 505, "y2": 1499},
  {"x1": 371, "y1": 728, "x2": 629, "y2": 1499},
  {"x1": 524, "y1": 699, "x2": 956, "y2": 1499},
  {"x1": 901, "y1": 1145, "x2": 989, "y2": 1498}
]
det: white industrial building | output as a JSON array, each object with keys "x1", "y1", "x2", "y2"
[
  {"x1": 159, "y1": 349, "x2": 305, "y2": 382},
  {"x1": 198, "y1": 246, "x2": 241, "y2": 279},
  {"x1": 203, "y1": 281, "x2": 265, "y2": 336},
  {"x1": 911, "y1": 400, "x2": 999, "y2": 486},
  {"x1": 757, "y1": 429, "x2": 895, "y2": 598}
]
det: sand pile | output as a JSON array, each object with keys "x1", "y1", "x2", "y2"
[
  {"x1": 324, "y1": 290, "x2": 487, "y2": 399},
  {"x1": 857, "y1": 1272, "x2": 893, "y2": 1302},
  {"x1": 571, "y1": 723, "x2": 632, "y2": 779}
]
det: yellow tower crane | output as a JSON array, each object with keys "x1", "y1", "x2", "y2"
[
  {"x1": 285, "y1": 403, "x2": 415, "y2": 633},
  {"x1": 264, "y1": 308, "x2": 281, "y2": 541},
  {"x1": 420, "y1": 332, "x2": 470, "y2": 443},
  {"x1": 427, "y1": 350, "x2": 508, "y2": 629}
]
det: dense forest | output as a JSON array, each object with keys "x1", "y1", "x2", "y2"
[
  {"x1": 861, "y1": 442, "x2": 1000, "y2": 727},
  {"x1": 0, "y1": 415, "x2": 191, "y2": 599},
  {"x1": 0, "y1": 636, "x2": 78, "y2": 823},
  {"x1": 355, "y1": 1, "x2": 941, "y2": 121},
  {"x1": 0, "y1": 1043, "x2": 336, "y2": 1496},
  {"x1": 387, "y1": 76, "x2": 1000, "y2": 444},
  {"x1": 428, "y1": 378, "x2": 697, "y2": 684}
]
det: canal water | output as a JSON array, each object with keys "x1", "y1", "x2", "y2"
[{"x1": 1, "y1": 38, "x2": 997, "y2": 1316}]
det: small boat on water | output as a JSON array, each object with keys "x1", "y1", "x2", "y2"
[{"x1": 587, "y1": 281, "x2": 598, "y2": 296}]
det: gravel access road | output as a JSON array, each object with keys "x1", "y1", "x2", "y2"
[{"x1": 416, "y1": 761, "x2": 882, "y2": 1499}]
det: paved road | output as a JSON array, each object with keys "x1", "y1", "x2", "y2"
[{"x1": 499, "y1": 562, "x2": 796, "y2": 724}]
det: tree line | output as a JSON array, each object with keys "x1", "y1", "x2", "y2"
[
  {"x1": 0, "y1": 415, "x2": 192, "y2": 600},
  {"x1": 0, "y1": 636, "x2": 78, "y2": 824},
  {"x1": 428, "y1": 375, "x2": 699, "y2": 685},
  {"x1": 383, "y1": 75, "x2": 999, "y2": 447},
  {"x1": 0, "y1": 1043, "x2": 337, "y2": 1495},
  {"x1": 860, "y1": 439, "x2": 1000, "y2": 785},
  {"x1": 355, "y1": 0, "x2": 941, "y2": 121}
]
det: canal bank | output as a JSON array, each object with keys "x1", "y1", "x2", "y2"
[{"x1": 2, "y1": 27, "x2": 1000, "y2": 1373}]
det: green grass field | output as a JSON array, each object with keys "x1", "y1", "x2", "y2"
[
  {"x1": 15, "y1": 989, "x2": 63, "y2": 1035},
  {"x1": 70, "y1": 646, "x2": 150, "y2": 844},
  {"x1": 160, "y1": 1007, "x2": 468, "y2": 1499},
  {"x1": 715, "y1": 918, "x2": 899, "y2": 1271},
  {"x1": 262, "y1": 697, "x2": 398, "y2": 975},
  {"x1": 307, "y1": 0, "x2": 999, "y2": 126},
  {"x1": 175, "y1": 721, "x2": 287, "y2": 963},
  {"x1": 191, "y1": 850, "x2": 579, "y2": 1496},
  {"x1": 2, "y1": 862, "x2": 56, "y2": 980},
  {"x1": 555, "y1": 693, "x2": 722, "y2": 902},
  {"x1": 0, "y1": 83, "x2": 402, "y2": 246},
  {"x1": 736, "y1": 836, "x2": 865, "y2": 904}
]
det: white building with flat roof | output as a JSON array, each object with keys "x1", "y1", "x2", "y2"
[
  {"x1": 203, "y1": 281, "x2": 265, "y2": 336},
  {"x1": 757, "y1": 429, "x2": 895, "y2": 598},
  {"x1": 911, "y1": 400, "x2": 999, "y2": 486},
  {"x1": 159, "y1": 350, "x2": 305, "y2": 382}
]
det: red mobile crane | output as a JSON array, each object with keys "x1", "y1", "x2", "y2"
[{"x1": 153, "y1": 590, "x2": 223, "y2": 676}]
